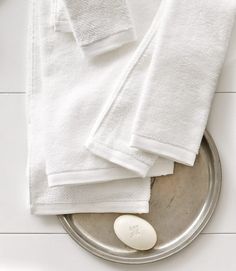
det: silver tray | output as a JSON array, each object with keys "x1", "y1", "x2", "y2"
[{"x1": 58, "y1": 131, "x2": 222, "y2": 264}]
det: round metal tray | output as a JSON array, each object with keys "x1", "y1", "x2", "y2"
[{"x1": 58, "y1": 131, "x2": 222, "y2": 264}]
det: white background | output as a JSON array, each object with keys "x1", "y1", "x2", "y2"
[{"x1": 0, "y1": 0, "x2": 236, "y2": 270}]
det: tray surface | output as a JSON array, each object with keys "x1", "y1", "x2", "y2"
[{"x1": 59, "y1": 131, "x2": 222, "y2": 264}]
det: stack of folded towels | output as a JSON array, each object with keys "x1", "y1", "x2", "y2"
[{"x1": 27, "y1": 0, "x2": 236, "y2": 215}]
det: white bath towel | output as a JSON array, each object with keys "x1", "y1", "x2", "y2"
[
  {"x1": 27, "y1": 0, "x2": 173, "y2": 214},
  {"x1": 87, "y1": 0, "x2": 236, "y2": 176},
  {"x1": 27, "y1": 0, "x2": 149, "y2": 215},
  {"x1": 52, "y1": 0, "x2": 136, "y2": 56},
  {"x1": 38, "y1": 0, "x2": 173, "y2": 188}
]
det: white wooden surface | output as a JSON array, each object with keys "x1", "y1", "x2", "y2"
[{"x1": 0, "y1": 1, "x2": 236, "y2": 270}]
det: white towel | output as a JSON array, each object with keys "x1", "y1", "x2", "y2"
[
  {"x1": 28, "y1": 0, "x2": 149, "y2": 215},
  {"x1": 38, "y1": 0, "x2": 173, "y2": 188},
  {"x1": 52, "y1": 0, "x2": 136, "y2": 57},
  {"x1": 27, "y1": 0, "x2": 173, "y2": 214},
  {"x1": 86, "y1": 0, "x2": 236, "y2": 176}
]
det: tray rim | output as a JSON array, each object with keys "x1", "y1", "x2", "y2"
[{"x1": 58, "y1": 130, "x2": 222, "y2": 265}]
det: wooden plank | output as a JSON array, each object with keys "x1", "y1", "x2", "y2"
[
  {"x1": 0, "y1": 0, "x2": 28, "y2": 93},
  {"x1": 0, "y1": 234, "x2": 235, "y2": 271},
  {"x1": 0, "y1": 1, "x2": 235, "y2": 93},
  {"x1": 217, "y1": 22, "x2": 236, "y2": 93}
]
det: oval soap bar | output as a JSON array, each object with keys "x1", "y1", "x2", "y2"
[{"x1": 114, "y1": 215, "x2": 157, "y2": 251}]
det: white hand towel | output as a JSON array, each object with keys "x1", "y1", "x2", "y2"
[
  {"x1": 27, "y1": 0, "x2": 152, "y2": 215},
  {"x1": 38, "y1": 0, "x2": 173, "y2": 188},
  {"x1": 52, "y1": 0, "x2": 136, "y2": 57},
  {"x1": 86, "y1": 0, "x2": 236, "y2": 176}
]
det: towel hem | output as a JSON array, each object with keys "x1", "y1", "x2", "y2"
[
  {"x1": 131, "y1": 134, "x2": 196, "y2": 166},
  {"x1": 48, "y1": 156, "x2": 174, "y2": 187},
  {"x1": 81, "y1": 28, "x2": 137, "y2": 57},
  {"x1": 54, "y1": 21, "x2": 136, "y2": 57},
  {"x1": 31, "y1": 201, "x2": 149, "y2": 215},
  {"x1": 86, "y1": 140, "x2": 153, "y2": 177},
  {"x1": 48, "y1": 167, "x2": 146, "y2": 187}
]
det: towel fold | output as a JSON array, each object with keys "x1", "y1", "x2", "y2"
[
  {"x1": 53, "y1": 0, "x2": 136, "y2": 56},
  {"x1": 27, "y1": 0, "x2": 173, "y2": 215},
  {"x1": 86, "y1": 0, "x2": 236, "y2": 176}
]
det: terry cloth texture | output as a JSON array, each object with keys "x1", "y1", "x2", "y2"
[{"x1": 52, "y1": 0, "x2": 136, "y2": 56}]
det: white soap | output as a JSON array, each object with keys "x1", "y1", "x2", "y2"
[{"x1": 113, "y1": 215, "x2": 157, "y2": 251}]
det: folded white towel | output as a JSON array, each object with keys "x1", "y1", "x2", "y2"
[
  {"x1": 27, "y1": 0, "x2": 173, "y2": 214},
  {"x1": 38, "y1": 0, "x2": 173, "y2": 188},
  {"x1": 27, "y1": 0, "x2": 148, "y2": 215},
  {"x1": 53, "y1": 0, "x2": 136, "y2": 56},
  {"x1": 87, "y1": 0, "x2": 236, "y2": 176}
]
